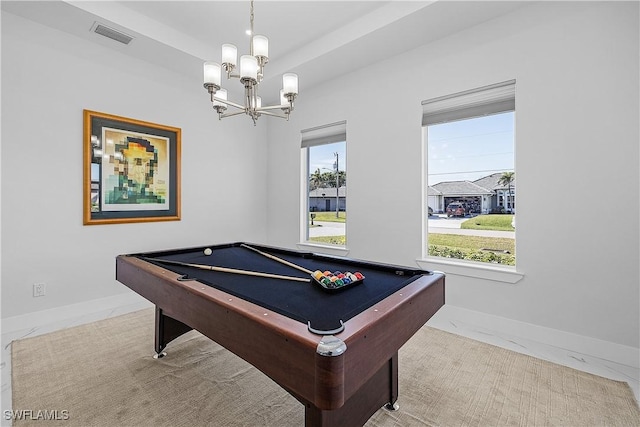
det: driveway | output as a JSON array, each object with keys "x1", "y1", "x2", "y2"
[
  {"x1": 427, "y1": 215, "x2": 468, "y2": 229},
  {"x1": 309, "y1": 221, "x2": 345, "y2": 238},
  {"x1": 308, "y1": 216, "x2": 513, "y2": 239}
]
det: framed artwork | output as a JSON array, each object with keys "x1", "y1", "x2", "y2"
[{"x1": 83, "y1": 110, "x2": 181, "y2": 225}]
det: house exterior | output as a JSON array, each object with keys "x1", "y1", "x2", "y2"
[
  {"x1": 428, "y1": 173, "x2": 515, "y2": 214},
  {"x1": 309, "y1": 186, "x2": 346, "y2": 212}
]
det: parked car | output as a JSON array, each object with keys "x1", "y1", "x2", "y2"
[
  {"x1": 446, "y1": 203, "x2": 465, "y2": 217},
  {"x1": 428, "y1": 206, "x2": 433, "y2": 216}
]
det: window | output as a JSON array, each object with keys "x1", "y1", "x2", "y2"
[
  {"x1": 423, "y1": 81, "x2": 515, "y2": 266},
  {"x1": 301, "y1": 121, "x2": 347, "y2": 246}
]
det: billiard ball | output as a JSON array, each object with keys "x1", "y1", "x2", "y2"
[{"x1": 204, "y1": 248, "x2": 213, "y2": 256}]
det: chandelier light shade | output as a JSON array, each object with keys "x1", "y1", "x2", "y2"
[
  {"x1": 203, "y1": 0, "x2": 299, "y2": 125},
  {"x1": 252, "y1": 35, "x2": 269, "y2": 58},
  {"x1": 221, "y1": 44, "x2": 237, "y2": 66},
  {"x1": 282, "y1": 73, "x2": 299, "y2": 95},
  {"x1": 240, "y1": 55, "x2": 258, "y2": 81}
]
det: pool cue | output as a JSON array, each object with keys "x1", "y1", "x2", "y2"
[
  {"x1": 240, "y1": 244, "x2": 313, "y2": 275},
  {"x1": 142, "y1": 257, "x2": 310, "y2": 283}
]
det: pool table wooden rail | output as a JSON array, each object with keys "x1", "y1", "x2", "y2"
[{"x1": 116, "y1": 252, "x2": 445, "y2": 426}]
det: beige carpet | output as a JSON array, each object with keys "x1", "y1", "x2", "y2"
[{"x1": 11, "y1": 309, "x2": 639, "y2": 426}]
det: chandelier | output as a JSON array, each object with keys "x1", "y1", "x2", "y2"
[{"x1": 203, "y1": 0, "x2": 299, "y2": 125}]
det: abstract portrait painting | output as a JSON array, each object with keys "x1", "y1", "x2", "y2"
[{"x1": 83, "y1": 110, "x2": 181, "y2": 225}]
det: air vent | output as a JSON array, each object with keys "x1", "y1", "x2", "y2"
[{"x1": 91, "y1": 22, "x2": 133, "y2": 45}]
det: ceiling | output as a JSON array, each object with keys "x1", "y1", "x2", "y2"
[{"x1": 2, "y1": 1, "x2": 529, "y2": 103}]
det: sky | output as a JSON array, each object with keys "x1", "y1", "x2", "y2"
[
  {"x1": 306, "y1": 112, "x2": 513, "y2": 186},
  {"x1": 309, "y1": 142, "x2": 346, "y2": 175},
  {"x1": 426, "y1": 111, "x2": 514, "y2": 186}
]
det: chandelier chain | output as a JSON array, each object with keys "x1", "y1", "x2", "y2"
[{"x1": 250, "y1": 0, "x2": 255, "y2": 54}]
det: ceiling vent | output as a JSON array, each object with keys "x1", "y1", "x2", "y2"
[{"x1": 91, "y1": 22, "x2": 133, "y2": 45}]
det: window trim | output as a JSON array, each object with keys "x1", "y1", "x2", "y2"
[
  {"x1": 421, "y1": 81, "x2": 522, "y2": 281},
  {"x1": 422, "y1": 80, "x2": 516, "y2": 126},
  {"x1": 416, "y1": 257, "x2": 524, "y2": 283},
  {"x1": 300, "y1": 121, "x2": 347, "y2": 248},
  {"x1": 301, "y1": 121, "x2": 347, "y2": 148},
  {"x1": 296, "y1": 242, "x2": 350, "y2": 257}
]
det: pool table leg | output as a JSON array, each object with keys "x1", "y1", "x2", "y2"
[
  {"x1": 304, "y1": 352, "x2": 399, "y2": 426},
  {"x1": 154, "y1": 307, "x2": 193, "y2": 357},
  {"x1": 385, "y1": 352, "x2": 399, "y2": 411}
]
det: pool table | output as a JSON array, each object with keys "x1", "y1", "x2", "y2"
[{"x1": 116, "y1": 242, "x2": 445, "y2": 427}]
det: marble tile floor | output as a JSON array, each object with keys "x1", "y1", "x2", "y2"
[
  {"x1": 426, "y1": 313, "x2": 639, "y2": 405},
  {"x1": 1, "y1": 303, "x2": 638, "y2": 426}
]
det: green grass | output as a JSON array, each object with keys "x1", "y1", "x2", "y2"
[
  {"x1": 428, "y1": 233, "x2": 515, "y2": 265},
  {"x1": 428, "y1": 234, "x2": 514, "y2": 253},
  {"x1": 309, "y1": 233, "x2": 515, "y2": 265},
  {"x1": 309, "y1": 211, "x2": 346, "y2": 223},
  {"x1": 306, "y1": 213, "x2": 516, "y2": 265},
  {"x1": 460, "y1": 214, "x2": 514, "y2": 231},
  {"x1": 309, "y1": 236, "x2": 346, "y2": 245}
]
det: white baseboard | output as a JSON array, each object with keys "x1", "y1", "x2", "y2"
[
  {"x1": 3, "y1": 295, "x2": 638, "y2": 372},
  {"x1": 1, "y1": 292, "x2": 152, "y2": 335},
  {"x1": 428, "y1": 304, "x2": 639, "y2": 370}
]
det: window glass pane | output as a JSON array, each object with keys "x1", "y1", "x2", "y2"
[
  {"x1": 307, "y1": 141, "x2": 346, "y2": 246},
  {"x1": 426, "y1": 111, "x2": 515, "y2": 266}
]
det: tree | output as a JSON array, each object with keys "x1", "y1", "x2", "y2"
[
  {"x1": 498, "y1": 172, "x2": 515, "y2": 213},
  {"x1": 309, "y1": 168, "x2": 323, "y2": 190},
  {"x1": 309, "y1": 170, "x2": 347, "y2": 189}
]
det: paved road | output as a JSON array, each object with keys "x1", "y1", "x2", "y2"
[
  {"x1": 309, "y1": 221, "x2": 345, "y2": 237},
  {"x1": 428, "y1": 216, "x2": 514, "y2": 238},
  {"x1": 309, "y1": 216, "x2": 514, "y2": 239}
]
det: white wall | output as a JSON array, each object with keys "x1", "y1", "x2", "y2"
[
  {"x1": 1, "y1": 12, "x2": 268, "y2": 318},
  {"x1": 266, "y1": 2, "x2": 639, "y2": 348}
]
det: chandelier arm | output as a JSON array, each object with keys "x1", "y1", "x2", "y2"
[
  {"x1": 258, "y1": 110, "x2": 288, "y2": 119},
  {"x1": 212, "y1": 96, "x2": 245, "y2": 110},
  {"x1": 257, "y1": 104, "x2": 290, "y2": 111},
  {"x1": 220, "y1": 110, "x2": 249, "y2": 119}
]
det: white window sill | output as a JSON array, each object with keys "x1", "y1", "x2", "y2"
[
  {"x1": 416, "y1": 257, "x2": 524, "y2": 284},
  {"x1": 297, "y1": 242, "x2": 350, "y2": 257}
]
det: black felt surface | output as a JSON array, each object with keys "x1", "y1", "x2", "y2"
[{"x1": 140, "y1": 243, "x2": 427, "y2": 333}]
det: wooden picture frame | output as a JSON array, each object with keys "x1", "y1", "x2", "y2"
[{"x1": 83, "y1": 110, "x2": 181, "y2": 225}]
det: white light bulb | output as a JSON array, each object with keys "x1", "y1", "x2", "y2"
[
  {"x1": 221, "y1": 44, "x2": 237, "y2": 67},
  {"x1": 282, "y1": 73, "x2": 298, "y2": 95},
  {"x1": 252, "y1": 35, "x2": 269, "y2": 58},
  {"x1": 203, "y1": 61, "x2": 221, "y2": 86},
  {"x1": 240, "y1": 55, "x2": 258, "y2": 80},
  {"x1": 213, "y1": 89, "x2": 228, "y2": 108}
]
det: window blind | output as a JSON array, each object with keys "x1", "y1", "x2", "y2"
[
  {"x1": 422, "y1": 80, "x2": 515, "y2": 126},
  {"x1": 301, "y1": 121, "x2": 347, "y2": 148}
]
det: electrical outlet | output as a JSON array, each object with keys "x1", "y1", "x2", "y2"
[{"x1": 33, "y1": 283, "x2": 46, "y2": 297}]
